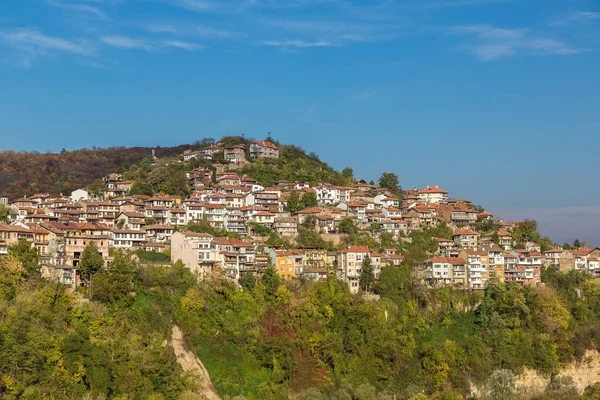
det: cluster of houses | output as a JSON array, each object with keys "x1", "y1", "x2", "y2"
[
  {"x1": 1, "y1": 151, "x2": 597, "y2": 293},
  {"x1": 423, "y1": 231, "x2": 600, "y2": 290},
  {"x1": 180, "y1": 140, "x2": 280, "y2": 168}
]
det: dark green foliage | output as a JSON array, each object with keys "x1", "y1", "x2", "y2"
[
  {"x1": 378, "y1": 172, "x2": 402, "y2": 197},
  {"x1": 0, "y1": 204, "x2": 10, "y2": 222},
  {"x1": 359, "y1": 255, "x2": 374, "y2": 292},
  {"x1": 286, "y1": 191, "x2": 302, "y2": 213},
  {"x1": 8, "y1": 239, "x2": 39, "y2": 276},
  {"x1": 79, "y1": 241, "x2": 104, "y2": 284},
  {"x1": 128, "y1": 180, "x2": 154, "y2": 196},
  {"x1": 339, "y1": 218, "x2": 358, "y2": 235},
  {"x1": 300, "y1": 192, "x2": 318, "y2": 209},
  {"x1": 262, "y1": 265, "x2": 280, "y2": 302}
]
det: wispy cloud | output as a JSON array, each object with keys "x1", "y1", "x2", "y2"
[
  {"x1": 46, "y1": 0, "x2": 108, "y2": 19},
  {"x1": 551, "y1": 11, "x2": 600, "y2": 26},
  {"x1": 101, "y1": 35, "x2": 153, "y2": 50},
  {"x1": 0, "y1": 28, "x2": 95, "y2": 56},
  {"x1": 101, "y1": 35, "x2": 202, "y2": 51},
  {"x1": 144, "y1": 23, "x2": 242, "y2": 39},
  {"x1": 259, "y1": 39, "x2": 337, "y2": 48},
  {"x1": 450, "y1": 24, "x2": 584, "y2": 61},
  {"x1": 170, "y1": 0, "x2": 224, "y2": 12}
]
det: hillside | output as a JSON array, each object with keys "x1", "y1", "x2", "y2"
[
  {"x1": 0, "y1": 136, "x2": 352, "y2": 199},
  {"x1": 0, "y1": 144, "x2": 193, "y2": 199}
]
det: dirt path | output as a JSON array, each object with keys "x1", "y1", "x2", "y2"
[{"x1": 171, "y1": 325, "x2": 221, "y2": 400}]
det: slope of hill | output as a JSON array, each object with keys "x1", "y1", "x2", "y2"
[{"x1": 0, "y1": 145, "x2": 193, "y2": 199}]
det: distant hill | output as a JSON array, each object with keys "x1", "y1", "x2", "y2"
[{"x1": 0, "y1": 145, "x2": 193, "y2": 200}]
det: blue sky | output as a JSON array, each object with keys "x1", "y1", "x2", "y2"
[{"x1": 0, "y1": 0, "x2": 599, "y2": 245}]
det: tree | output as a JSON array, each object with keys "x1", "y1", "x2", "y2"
[
  {"x1": 88, "y1": 179, "x2": 107, "y2": 198},
  {"x1": 359, "y1": 255, "x2": 374, "y2": 292},
  {"x1": 92, "y1": 250, "x2": 136, "y2": 303},
  {"x1": 128, "y1": 180, "x2": 154, "y2": 196},
  {"x1": 262, "y1": 265, "x2": 281, "y2": 302},
  {"x1": 286, "y1": 192, "x2": 302, "y2": 213},
  {"x1": 0, "y1": 204, "x2": 11, "y2": 222},
  {"x1": 573, "y1": 239, "x2": 581, "y2": 248},
  {"x1": 8, "y1": 239, "x2": 39, "y2": 276},
  {"x1": 116, "y1": 219, "x2": 126, "y2": 229},
  {"x1": 378, "y1": 172, "x2": 402, "y2": 196},
  {"x1": 301, "y1": 192, "x2": 318, "y2": 209},
  {"x1": 339, "y1": 218, "x2": 358, "y2": 235},
  {"x1": 79, "y1": 241, "x2": 104, "y2": 285},
  {"x1": 239, "y1": 273, "x2": 257, "y2": 293}
]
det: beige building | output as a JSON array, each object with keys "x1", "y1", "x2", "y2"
[{"x1": 249, "y1": 140, "x2": 280, "y2": 159}]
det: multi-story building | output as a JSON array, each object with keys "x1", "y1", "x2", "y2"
[
  {"x1": 249, "y1": 140, "x2": 280, "y2": 159},
  {"x1": 418, "y1": 185, "x2": 448, "y2": 204},
  {"x1": 453, "y1": 229, "x2": 479, "y2": 249},
  {"x1": 337, "y1": 245, "x2": 372, "y2": 293}
]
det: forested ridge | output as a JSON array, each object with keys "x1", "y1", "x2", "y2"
[{"x1": 0, "y1": 145, "x2": 192, "y2": 199}]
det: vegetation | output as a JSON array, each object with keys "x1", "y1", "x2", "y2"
[{"x1": 0, "y1": 145, "x2": 192, "y2": 199}]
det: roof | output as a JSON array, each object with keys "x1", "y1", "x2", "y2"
[
  {"x1": 0, "y1": 223, "x2": 32, "y2": 233},
  {"x1": 425, "y1": 256, "x2": 466, "y2": 264},
  {"x1": 182, "y1": 231, "x2": 212, "y2": 238},
  {"x1": 252, "y1": 140, "x2": 279, "y2": 150},
  {"x1": 339, "y1": 245, "x2": 370, "y2": 254},
  {"x1": 144, "y1": 224, "x2": 174, "y2": 230},
  {"x1": 419, "y1": 185, "x2": 448, "y2": 194},
  {"x1": 453, "y1": 229, "x2": 479, "y2": 236}
]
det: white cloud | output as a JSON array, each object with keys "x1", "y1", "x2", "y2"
[
  {"x1": 352, "y1": 90, "x2": 374, "y2": 100},
  {"x1": 161, "y1": 40, "x2": 203, "y2": 51},
  {"x1": 46, "y1": 0, "x2": 107, "y2": 19},
  {"x1": 259, "y1": 39, "x2": 337, "y2": 48},
  {"x1": 101, "y1": 35, "x2": 153, "y2": 50},
  {"x1": 551, "y1": 11, "x2": 600, "y2": 26},
  {"x1": 0, "y1": 28, "x2": 94, "y2": 55},
  {"x1": 451, "y1": 24, "x2": 583, "y2": 61},
  {"x1": 101, "y1": 35, "x2": 203, "y2": 51}
]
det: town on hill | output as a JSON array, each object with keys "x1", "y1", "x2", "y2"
[{"x1": 0, "y1": 136, "x2": 596, "y2": 292}]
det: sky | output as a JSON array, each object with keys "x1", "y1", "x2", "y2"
[{"x1": 0, "y1": 0, "x2": 599, "y2": 245}]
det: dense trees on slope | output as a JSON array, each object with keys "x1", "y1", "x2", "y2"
[{"x1": 0, "y1": 145, "x2": 192, "y2": 199}]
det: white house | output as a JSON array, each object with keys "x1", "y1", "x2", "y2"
[{"x1": 70, "y1": 189, "x2": 89, "y2": 202}]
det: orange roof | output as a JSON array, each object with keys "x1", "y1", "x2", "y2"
[
  {"x1": 252, "y1": 140, "x2": 279, "y2": 150},
  {"x1": 453, "y1": 229, "x2": 479, "y2": 236},
  {"x1": 419, "y1": 185, "x2": 448, "y2": 194},
  {"x1": 339, "y1": 245, "x2": 370, "y2": 254}
]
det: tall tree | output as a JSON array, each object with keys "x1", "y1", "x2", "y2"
[
  {"x1": 8, "y1": 239, "x2": 39, "y2": 276},
  {"x1": 286, "y1": 192, "x2": 302, "y2": 213},
  {"x1": 378, "y1": 172, "x2": 402, "y2": 197},
  {"x1": 79, "y1": 241, "x2": 104, "y2": 285},
  {"x1": 359, "y1": 255, "x2": 374, "y2": 293},
  {"x1": 128, "y1": 180, "x2": 154, "y2": 196},
  {"x1": 262, "y1": 265, "x2": 281, "y2": 302},
  {"x1": 573, "y1": 239, "x2": 581, "y2": 248},
  {"x1": 300, "y1": 192, "x2": 318, "y2": 209},
  {"x1": 87, "y1": 179, "x2": 107, "y2": 198}
]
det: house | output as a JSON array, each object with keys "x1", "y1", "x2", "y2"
[
  {"x1": 182, "y1": 149, "x2": 202, "y2": 161},
  {"x1": 223, "y1": 145, "x2": 247, "y2": 164},
  {"x1": 315, "y1": 185, "x2": 340, "y2": 205},
  {"x1": 453, "y1": 229, "x2": 479, "y2": 249},
  {"x1": 199, "y1": 145, "x2": 223, "y2": 159},
  {"x1": 70, "y1": 189, "x2": 89, "y2": 202},
  {"x1": 273, "y1": 218, "x2": 298, "y2": 237},
  {"x1": 497, "y1": 230, "x2": 513, "y2": 251},
  {"x1": 0, "y1": 223, "x2": 34, "y2": 254},
  {"x1": 187, "y1": 168, "x2": 213, "y2": 188},
  {"x1": 450, "y1": 208, "x2": 478, "y2": 228},
  {"x1": 116, "y1": 211, "x2": 146, "y2": 231},
  {"x1": 459, "y1": 248, "x2": 490, "y2": 289},
  {"x1": 543, "y1": 249, "x2": 567, "y2": 270},
  {"x1": 271, "y1": 250, "x2": 303, "y2": 279},
  {"x1": 109, "y1": 229, "x2": 146, "y2": 248},
  {"x1": 171, "y1": 231, "x2": 220, "y2": 278},
  {"x1": 424, "y1": 257, "x2": 467, "y2": 288},
  {"x1": 249, "y1": 140, "x2": 280, "y2": 159},
  {"x1": 418, "y1": 185, "x2": 448, "y2": 204},
  {"x1": 251, "y1": 211, "x2": 275, "y2": 226},
  {"x1": 144, "y1": 224, "x2": 174, "y2": 243},
  {"x1": 40, "y1": 261, "x2": 77, "y2": 289},
  {"x1": 337, "y1": 245, "x2": 372, "y2": 293}
]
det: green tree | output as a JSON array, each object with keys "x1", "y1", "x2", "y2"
[
  {"x1": 239, "y1": 273, "x2": 257, "y2": 292},
  {"x1": 92, "y1": 250, "x2": 137, "y2": 303},
  {"x1": 339, "y1": 218, "x2": 358, "y2": 235},
  {"x1": 88, "y1": 179, "x2": 107, "y2": 198},
  {"x1": 286, "y1": 192, "x2": 302, "y2": 213},
  {"x1": 359, "y1": 255, "x2": 374, "y2": 292},
  {"x1": 301, "y1": 192, "x2": 318, "y2": 209},
  {"x1": 378, "y1": 172, "x2": 402, "y2": 196},
  {"x1": 573, "y1": 239, "x2": 581, "y2": 248},
  {"x1": 128, "y1": 180, "x2": 154, "y2": 196},
  {"x1": 262, "y1": 265, "x2": 280, "y2": 302},
  {"x1": 0, "y1": 204, "x2": 10, "y2": 222},
  {"x1": 79, "y1": 241, "x2": 104, "y2": 285},
  {"x1": 8, "y1": 239, "x2": 39, "y2": 276}
]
